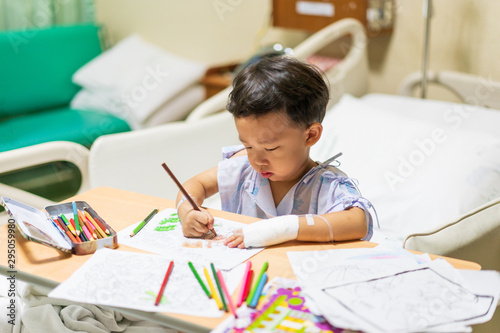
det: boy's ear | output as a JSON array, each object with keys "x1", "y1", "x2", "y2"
[{"x1": 305, "y1": 122, "x2": 323, "y2": 147}]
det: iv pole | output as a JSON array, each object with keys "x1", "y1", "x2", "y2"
[{"x1": 421, "y1": 0, "x2": 432, "y2": 99}]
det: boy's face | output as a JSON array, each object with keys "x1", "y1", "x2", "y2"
[{"x1": 235, "y1": 112, "x2": 318, "y2": 183}]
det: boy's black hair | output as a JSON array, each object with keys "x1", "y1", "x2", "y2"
[{"x1": 227, "y1": 56, "x2": 330, "y2": 128}]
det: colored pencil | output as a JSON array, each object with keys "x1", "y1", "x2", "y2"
[
  {"x1": 53, "y1": 217, "x2": 79, "y2": 243},
  {"x1": 84, "y1": 208, "x2": 110, "y2": 235},
  {"x1": 130, "y1": 208, "x2": 158, "y2": 237},
  {"x1": 217, "y1": 270, "x2": 238, "y2": 318},
  {"x1": 247, "y1": 261, "x2": 268, "y2": 305},
  {"x1": 69, "y1": 216, "x2": 76, "y2": 231},
  {"x1": 243, "y1": 270, "x2": 254, "y2": 302},
  {"x1": 81, "y1": 224, "x2": 93, "y2": 241},
  {"x1": 188, "y1": 262, "x2": 211, "y2": 298},
  {"x1": 60, "y1": 214, "x2": 77, "y2": 237},
  {"x1": 161, "y1": 162, "x2": 217, "y2": 237},
  {"x1": 204, "y1": 267, "x2": 223, "y2": 310},
  {"x1": 72, "y1": 201, "x2": 81, "y2": 234},
  {"x1": 249, "y1": 272, "x2": 268, "y2": 308},
  {"x1": 210, "y1": 263, "x2": 227, "y2": 311},
  {"x1": 155, "y1": 260, "x2": 174, "y2": 306},
  {"x1": 237, "y1": 261, "x2": 252, "y2": 306},
  {"x1": 77, "y1": 210, "x2": 97, "y2": 239},
  {"x1": 84, "y1": 210, "x2": 106, "y2": 238}
]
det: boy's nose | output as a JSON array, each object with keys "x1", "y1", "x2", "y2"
[{"x1": 253, "y1": 152, "x2": 269, "y2": 166}]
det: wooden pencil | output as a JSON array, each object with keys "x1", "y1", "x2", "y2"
[
  {"x1": 84, "y1": 208, "x2": 110, "y2": 235},
  {"x1": 161, "y1": 162, "x2": 217, "y2": 237},
  {"x1": 83, "y1": 210, "x2": 106, "y2": 238},
  {"x1": 155, "y1": 260, "x2": 174, "y2": 306}
]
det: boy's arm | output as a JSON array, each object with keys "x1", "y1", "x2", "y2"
[
  {"x1": 176, "y1": 166, "x2": 219, "y2": 237},
  {"x1": 296, "y1": 207, "x2": 367, "y2": 242},
  {"x1": 224, "y1": 207, "x2": 367, "y2": 248}
]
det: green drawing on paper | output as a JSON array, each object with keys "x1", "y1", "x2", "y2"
[
  {"x1": 155, "y1": 215, "x2": 180, "y2": 232},
  {"x1": 155, "y1": 225, "x2": 176, "y2": 232},
  {"x1": 141, "y1": 291, "x2": 169, "y2": 305}
]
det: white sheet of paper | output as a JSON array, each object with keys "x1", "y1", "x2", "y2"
[
  {"x1": 117, "y1": 208, "x2": 263, "y2": 270},
  {"x1": 287, "y1": 246, "x2": 500, "y2": 333},
  {"x1": 48, "y1": 248, "x2": 245, "y2": 316}
]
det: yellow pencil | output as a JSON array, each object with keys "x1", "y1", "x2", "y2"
[
  {"x1": 204, "y1": 267, "x2": 223, "y2": 310},
  {"x1": 84, "y1": 210, "x2": 106, "y2": 238}
]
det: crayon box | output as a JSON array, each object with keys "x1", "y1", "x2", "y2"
[{"x1": 2, "y1": 197, "x2": 117, "y2": 255}]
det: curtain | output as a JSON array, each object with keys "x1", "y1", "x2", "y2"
[{"x1": 0, "y1": 0, "x2": 95, "y2": 31}]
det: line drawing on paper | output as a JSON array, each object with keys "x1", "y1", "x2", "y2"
[
  {"x1": 49, "y1": 248, "x2": 222, "y2": 316},
  {"x1": 322, "y1": 267, "x2": 494, "y2": 332},
  {"x1": 118, "y1": 208, "x2": 263, "y2": 269}
]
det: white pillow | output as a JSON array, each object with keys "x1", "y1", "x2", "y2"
[
  {"x1": 312, "y1": 94, "x2": 500, "y2": 244},
  {"x1": 72, "y1": 34, "x2": 207, "y2": 123}
]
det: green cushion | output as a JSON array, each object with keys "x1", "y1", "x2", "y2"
[
  {"x1": 0, "y1": 24, "x2": 102, "y2": 117},
  {"x1": 0, "y1": 107, "x2": 131, "y2": 152}
]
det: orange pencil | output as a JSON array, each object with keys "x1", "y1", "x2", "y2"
[
  {"x1": 84, "y1": 210, "x2": 106, "y2": 238},
  {"x1": 84, "y1": 208, "x2": 110, "y2": 235},
  {"x1": 78, "y1": 210, "x2": 98, "y2": 239}
]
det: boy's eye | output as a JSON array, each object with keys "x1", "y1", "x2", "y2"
[
  {"x1": 244, "y1": 146, "x2": 252, "y2": 150},
  {"x1": 265, "y1": 146, "x2": 279, "y2": 152}
]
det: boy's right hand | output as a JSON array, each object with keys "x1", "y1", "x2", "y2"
[{"x1": 178, "y1": 203, "x2": 215, "y2": 237}]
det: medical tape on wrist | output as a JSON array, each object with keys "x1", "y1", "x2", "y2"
[
  {"x1": 243, "y1": 215, "x2": 299, "y2": 248},
  {"x1": 305, "y1": 214, "x2": 315, "y2": 225},
  {"x1": 176, "y1": 194, "x2": 195, "y2": 210}
]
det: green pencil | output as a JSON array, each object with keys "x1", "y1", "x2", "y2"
[
  {"x1": 210, "y1": 263, "x2": 227, "y2": 311},
  {"x1": 246, "y1": 261, "x2": 268, "y2": 305},
  {"x1": 130, "y1": 208, "x2": 158, "y2": 237},
  {"x1": 188, "y1": 261, "x2": 211, "y2": 298}
]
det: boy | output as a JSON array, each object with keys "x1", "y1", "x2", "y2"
[{"x1": 176, "y1": 56, "x2": 376, "y2": 248}]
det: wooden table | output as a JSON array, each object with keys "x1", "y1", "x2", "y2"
[{"x1": 0, "y1": 187, "x2": 481, "y2": 332}]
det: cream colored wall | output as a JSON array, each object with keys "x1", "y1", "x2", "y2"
[
  {"x1": 368, "y1": 0, "x2": 500, "y2": 100},
  {"x1": 94, "y1": 0, "x2": 307, "y2": 66},
  {"x1": 95, "y1": 0, "x2": 500, "y2": 101}
]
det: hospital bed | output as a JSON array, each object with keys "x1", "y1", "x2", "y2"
[{"x1": 1, "y1": 18, "x2": 499, "y2": 331}]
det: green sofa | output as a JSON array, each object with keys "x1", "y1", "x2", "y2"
[{"x1": 0, "y1": 24, "x2": 131, "y2": 153}]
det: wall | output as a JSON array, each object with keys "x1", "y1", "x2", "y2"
[
  {"x1": 94, "y1": 0, "x2": 307, "y2": 66},
  {"x1": 95, "y1": 0, "x2": 500, "y2": 101},
  {"x1": 368, "y1": 0, "x2": 500, "y2": 101}
]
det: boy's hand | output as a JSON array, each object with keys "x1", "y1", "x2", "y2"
[
  {"x1": 179, "y1": 203, "x2": 215, "y2": 237},
  {"x1": 224, "y1": 230, "x2": 246, "y2": 249}
]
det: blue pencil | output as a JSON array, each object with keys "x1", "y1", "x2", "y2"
[{"x1": 249, "y1": 272, "x2": 268, "y2": 308}]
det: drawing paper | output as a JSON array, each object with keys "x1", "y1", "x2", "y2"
[
  {"x1": 287, "y1": 246, "x2": 500, "y2": 333},
  {"x1": 48, "y1": 248, "x2": 245, "y2": 316},
  {"x1": 118, "y1": 208, "x2": 263, "y2": 270}
]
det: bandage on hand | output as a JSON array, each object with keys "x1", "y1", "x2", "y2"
[{"x1": 242, "y1": 215, "x2": 299, "y2": 248}]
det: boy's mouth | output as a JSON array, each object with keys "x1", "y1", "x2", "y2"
[{"x1": 260, "y1": 172, "x2": 273, "y2": 178}]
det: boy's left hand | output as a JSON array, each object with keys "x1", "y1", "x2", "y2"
[{"x1": 224, "y1": 229, "x2": 246, "y2": 249}]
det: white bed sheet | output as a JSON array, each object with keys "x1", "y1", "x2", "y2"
[{"x1": 311, "y1": 94, "x2": 500, "y2": 244}]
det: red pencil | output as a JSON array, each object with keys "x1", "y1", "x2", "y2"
[{"x1": 155, "y1": 260, "x2": 174, "y2": 306}]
